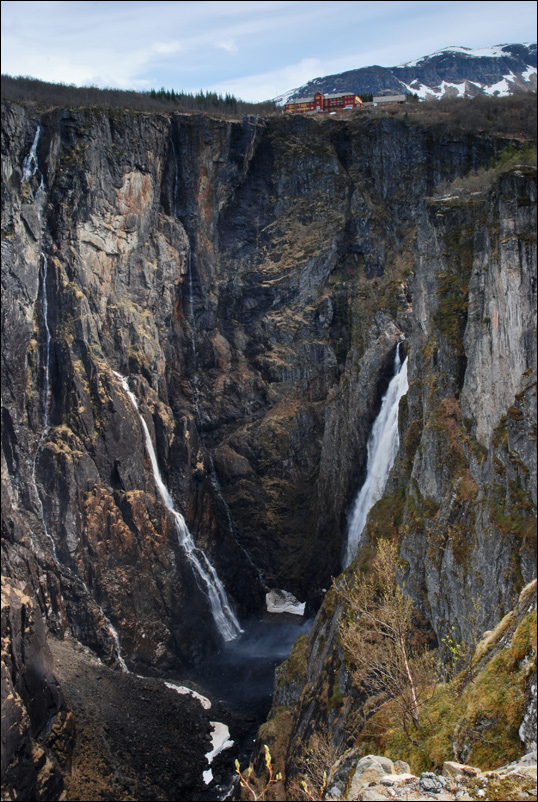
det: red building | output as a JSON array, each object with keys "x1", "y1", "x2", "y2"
[{"x1": 284, "y1": 91, "x2": 362, "y2": 113}]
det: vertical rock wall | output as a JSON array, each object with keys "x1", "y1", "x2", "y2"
[
  {"x1": 2, "y1": 100, "x2": 534, "y2": 689},
  {"x1": 271, "y1": 162, "x2": 536, "y2": 777}
]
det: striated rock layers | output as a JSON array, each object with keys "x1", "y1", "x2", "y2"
[{"x1": 1, "y1": 99, "x2": 536, "y2": 797}]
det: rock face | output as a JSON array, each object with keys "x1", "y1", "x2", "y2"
[
  {"x1": 1, "y1": 579, "x2": 75, "y2": 801},
  {"x1": 267, "y1": 152, "x2": 535, "y2": 785},
  {"x1": 1, "y1": 98, "x2": 536, "y2": 797}
]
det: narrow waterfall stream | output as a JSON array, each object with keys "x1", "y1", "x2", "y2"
[
  {"x1": 22, "y1": 125, "x2": 41, "y2": 181},
  {"x1": 22, "y1": 132, "x2": 130, "y2": 670},
  {"x1": 21, "y1": 128, "x2": 58, "y2": 563},
  {"x1": 170, "y1": 130, "x2": 264, "y2": 588},
  {"x1": 345, "y1": 343, "x2": 409, "y2": 567},
  {"x1": 31, "y1": 255, "x2": 58, "y2": 562},
  {"x1": 113, "y1": 371, "x2": 242, "y2": 641}
]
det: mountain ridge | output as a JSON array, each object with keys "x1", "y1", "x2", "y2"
[{"x1": 274, "y1": 42, "x2": 537, "y2": 103}]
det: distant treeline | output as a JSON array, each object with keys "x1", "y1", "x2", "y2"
[
  {"x1": 0, "y1": 75, "x2": 279, "y2": 117},
  {"x1": 1, "y1": 74, "x2": 536, "y2": 141}
]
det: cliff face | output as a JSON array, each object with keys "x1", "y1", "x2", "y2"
[
  {"x1": 265, "y1": 158, "x2": 537, "y2": 780},
  {"x1": 1, "y1": 99, "x2": 536, "y2": 796}
]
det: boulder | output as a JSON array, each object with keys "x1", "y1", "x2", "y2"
[
  {"x1": 442, "y1": 761, "x2": 482, "y2": 779},
  {"x1": 348, "y1": 755, "x2": 395, "y2": 796}
]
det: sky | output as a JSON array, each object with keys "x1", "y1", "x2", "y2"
[{"x1": 1, "y1": 1, "x2": 536, "y2": 102}]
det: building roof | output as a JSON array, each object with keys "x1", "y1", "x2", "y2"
[
  {"x1": 373, "y1": 94, "x2": 406, "y2": 102},
  {"x1": 324, "y1": 92, "x2": 358, "y2": 98},
  {"x1": 285, "y1": 96, "x2": 317, "y2": 104},
  {"x1": 286, "y1": 91, "x2": 360, "y2": 105}
]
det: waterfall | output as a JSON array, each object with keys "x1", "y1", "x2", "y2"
[
  {"x1": 114, "y1": 372, "x2": 242, "y2": 641},
  {"x1": 344, "y1": 344, "x2": 409, "y2": 567},
  {"x1": 37, "y1": 255, "x2": 51, "y2": 430},
  {"x1": 22, "y1": 131, "x2": 128, "y2": 669},
  {"x1": 22, "y1": 126, "x2": 41, "y2": 182},
  {"x1": 96, "y1": 600, "x2": 129, "y2": 672},
  {"x1": 169, "y1": 131, "x2": 264, "y2": 588},
  {"x1": 31, "y1": 256, "x2": 58, "y2": 560},
  {"x1": 25, "y1": 121, "x2": 57, "y2": 564}
]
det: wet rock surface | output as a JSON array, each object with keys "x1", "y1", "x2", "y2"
[{"x1": 1, "y1": 579, "x2": 72, "y2": 801}]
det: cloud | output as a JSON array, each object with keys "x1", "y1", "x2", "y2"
[
  {"x1": 216, "y1": 38, "x2": 238, "y2": 54},
  {"x1": 152, "y1": 41, "x2": 182, "y2": 56},
  {"x1": 208, "y1": 58, "x2": 325, "y2": 102},
  {"x1": 1, "y1": 0, "x2": 536, "y2": 100}
]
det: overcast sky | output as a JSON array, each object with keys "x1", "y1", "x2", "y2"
[{"x1": 1, "y1": 0, "x2": 536, "y2": 102}]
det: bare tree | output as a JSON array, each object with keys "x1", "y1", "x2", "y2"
[
  {"x1": 287, "y1": 726, "x2": 335, "y2": 801},
  {"x1": 337, "y1": 539, "x2": 436, "y2": 739}
]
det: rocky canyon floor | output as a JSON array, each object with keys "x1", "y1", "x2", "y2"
[{"x1": 48, "y1": 637, "x2": 240, "y2": 801}]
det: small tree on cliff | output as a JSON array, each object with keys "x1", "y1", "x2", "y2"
[{"x1": 337, "y1": 539, "x2": 435, "y2": 739}]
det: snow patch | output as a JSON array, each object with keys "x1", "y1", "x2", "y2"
[
  {"x1": 484, "y1": 74, "x2": 517, "y2": 96},
  {"x1": 164, "y1": 682, "x2": 212, "y2": 709},
  {"x1": 203, "y1": 722, "x2": 234, "y2": 784},
  {"x1": 522, "y1": 65, "x2": 537, "y2": 81},
  {"x1": 401, "y1": 81, "x2": 436, "y2": 99},
  {"x1": 398, "y1": 43, "x2": 520, "y2": 68},
  {"x1": 433, "y1": 80, "x2": 468, "y2": 97},
  {"x1": 266, "y1": 589, "x2": 305, "y2": 616},
  {"x1": 272, "y1": 86, "x2": 302, "y2": 105}
]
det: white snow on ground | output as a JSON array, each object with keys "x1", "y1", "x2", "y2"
[
  {"x1": 164, "y1": 682, "x2": 212, "y2": 709},
  {"x1": 203, "y1": 722, "x2": 234, "y2": 785},
  {"x1": 266, "y1": 589, "x2": 306, "y2": 615},
  {"x1": 164, "y1": 683, "x2": 233, "y2": 787},
  {"x1": 272, "y1": 86, "x2": 301, "y2": 105},
  {"x1": 522, "y1": 65, "x2": 537, "y2": 81},
  {"x1": 436, "y1": 80, "x2": 468, "y2": 97},
  {"x1": 399, "y1": 44, "x2": 518, "y2": 68},
  {"x1": 484, "y1": 73, "x2": 517, "y2": 95},
  {"x1": 401, "y1": 81, "x2": 437, "y2": 98},
  {"x1": 203, "y1": 769, "x2": 214, "y2": 785},
  {"x1": 402, "y1": 72, "x2": 526, "y2": 99}
]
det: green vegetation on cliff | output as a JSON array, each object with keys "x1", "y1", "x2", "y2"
[{"x1": 357, "y1": 581, "x2": 536, "y2": 775}]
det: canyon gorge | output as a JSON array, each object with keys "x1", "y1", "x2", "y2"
[{"x1": 1, "y1": 97, "x2": 536, "y2": 800}]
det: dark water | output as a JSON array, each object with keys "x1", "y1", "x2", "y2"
[
  {"x1": 187, "y1": 615, "x2": 312, "y2": 800},
  {"x1": 190, "y1": 615, "x2": 311, "y2": 716}
]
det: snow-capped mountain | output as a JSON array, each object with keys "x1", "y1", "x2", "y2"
[{"x1": 276, "y1": 43, "x2": 536, "y2": 103}]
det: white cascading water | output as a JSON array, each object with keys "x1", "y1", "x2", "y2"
[
  {"x1": 78, "y1": 574, "x2": 129, "y2": 672},
  {"x1": 114, "y1": 372, "x2": 242, "y2": 641},
  {"x1": 96, "y1": 599, "x2": 129, "y2": 672},
  {"x1": 22, "y1": 125, "x2": 41, "y2": 182},
  {"x1": 23, "y1": 127, "x2": 57, "y2": 561},
  {"x1": 170, "y1": 133, "x2": 263, "y2": 589},
  {"x1": 344, "y1": 344, "x2": 409, "y2": 567},
  {"x1": 31, "y1": 255, "x2": 58, "y2": 562},
  {"x1": 22, "y1": 131, "x2": 129, "y2": 669}
]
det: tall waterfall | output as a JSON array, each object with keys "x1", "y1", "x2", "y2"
[
  {"x1": 31, "y1": 255, "x2": 58, "y2": 561},
  {"x1": 22, "y1": 126, "x2": 41, "y2": 182},
  {"x1": 22, "y1": 131, "x2": 128, "y2": 668},
  {"x1": 114, "y1": 372, "x2": 242, "y2": 641},
  {"x1": 23, "y1": 123, "x2": 56, "y2": 562},
  {"x1": 170, "y1": 132, "x2": 264, "y2": 589},
  {"x1": 344, "y1": 344, "x2": 409, "y2": 567}
]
